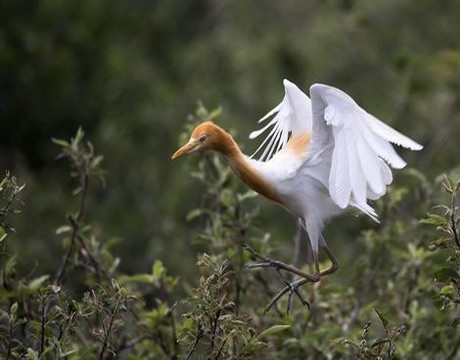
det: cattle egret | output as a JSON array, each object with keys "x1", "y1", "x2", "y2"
[{"x1": 172, "y1": 80, "x2": 423, "y2": 310}]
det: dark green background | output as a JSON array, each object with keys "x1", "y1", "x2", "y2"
[{"x1": 1, "y1": 0, "x2": 459, "y2": 280}]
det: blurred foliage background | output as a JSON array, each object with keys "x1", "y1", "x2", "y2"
[
  {"x1": 2, "y1": 0, "x2": 460, "y2": 358},
  {"x1": 1, "y1": 0, "x2": 460, "y2": 307}
]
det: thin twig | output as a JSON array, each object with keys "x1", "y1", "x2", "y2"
[
  {"x1": 57, "y1": 310, "x2": 75, "y2": 343},
  {"x1": 69, "y1": 215, "x2": 110, "y2": 281},
  {"x1": 252, "y1": 272, "x2": 282, "y2": 316},
  {"x1": 447, "y1": 338, "x2": 460, "y2": 360},
  {"x1": 209, "y1": 308, "x2": 222, "y2": 354},
  {"x1": 98, "y1": 295, "x2": 121, "y2": 360},
  {"x1": 77, "y1": 174, "x2": 89, "y2": 222},
  {"x1": 214, "y1": 332, "x2": 231, "y2": 360},
  {"x1": 39, "y1": 296, "x2": 47, "y2": 356},
  {"x1": 185, "y1": 325, "x2": 204, "y2": 360},
  {"x1": 234, "y1": 211, "x2": 245, "y2": 316},
  {"x1": 6, "y1": 312, "x2": 14, "y2": 360},
  {"x1": 115, "y1": 336, "x2": 148, "y2": 353},
  {"x1": 167, "y1": 305, "x2": 179, "y2": 360},
  {"x1": 153, "y1": 330, "x2": 170, "y2": 359},
  {"x1": 54, "y1": 174, "x2": 89, "y2": 285},
  {"x1": 54, "y1": 231, "x2": 75, "y2": 285},
  {"x1": 450, "y1": 193, "x2": 459, "y2": 248}
]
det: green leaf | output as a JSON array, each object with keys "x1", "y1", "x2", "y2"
[
  {"x1": 55, "y1": 225, "x2": 72, "y2": 235},
  {"x1": 219, "y1": 188, "x2": 234, "y2": 208},
  {"x1": 182, "y1": 317, "x2": 195, "y2": 331},
  {"x1": 282, "y1": 338, "x2": 300, "y2": 347},
  {"x1": 196, "y1": 101, "x2": 209, "y2": 119},
  {"x1": 5, "y1": 254, "x2": 17, "y2": 274},
  {"x1": 389, "y1": 187, "x2": 408, "y2": 204},
  {"x1": 209, "y1": 106, "x2": 223, "y2": 120},
  {"x1": 60, "y1": 347, "x2": 78, "y2": 357},
  {"x1": 111, "y1": 278, "x2": 121, "y2": 291},
  {"x1": 375, "y1": 309, "x2": 389, "y2": 328},
  {"x1": 452, "y1": 317, "x2": 460, "y2": 328},
  {"x1": 27, "y1": 275, "x2": 50, "y2": 291},
  {"x1": 74, "y1": 127, "x2": 85, "y2": 145},
  {"x1": 0, "y1": 226, "x2": 7, "y2": 242},
  {"x1": 118, "y1": 274, "x2": 154, "y2": 285},
  {"x1": 186, "y1": 209, "x2": 203, "y2": 221},
  {"x1": 51, "y1": 138, "x2": 69, "y2": 147},
  {"x1": 0, "y1": 175, "x2": 7, "y2": 190},
  {"x1": 90, "y1": 155, "x2": 104, "y2": 169},
  {"x1": 237, "y1": 190, "x2": 258, "y2": 202},
  {"x1": 110, "y1": 257, "x2": 121, "y2": 273},
  {"x1": 256, "y1": 325, "x2": 291, "y2": 339},
  {"x1": 152, "y1": 260, "x2": 165, "y2": 280},
  {"x1": 439, "y1": 284, "x2": 455, "y2": 296},
  {"x1": 26, "y1": 348, "x2": 39, "y2": 360},
  {"x1": 10, "y1": 302, "x2": 18, "y2": 315},
  {"x1": 143, "y1": 304, "x2": 169, "y2": 326},
  {"x1": 420, "y1": 214, "x2": 446, "y2": 226},
  {"x1": 434, "y1": 267, "x2": 460, "y2": 281}
]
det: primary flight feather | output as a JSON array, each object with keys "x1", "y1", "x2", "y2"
[{"x1": 172, "y1": 79, "x2": 422, "y2": 304}]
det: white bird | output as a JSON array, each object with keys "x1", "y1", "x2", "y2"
[{"x1": 172, "y1": 80, "x2": 422, "y2": 309}]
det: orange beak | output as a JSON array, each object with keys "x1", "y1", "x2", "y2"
[{"x1": 171, "y1": 140, "x2": 198, "y2": 160}]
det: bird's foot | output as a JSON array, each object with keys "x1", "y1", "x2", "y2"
[
  {"x1": 243, "y1": 244, "x2": 319, "y2": 282},
  {"x1": 265, "y1": 277, "x2": 311, "y2": 314},
  {"x1": 242, "y1": 244, "x2": 319, "y2": 314}
]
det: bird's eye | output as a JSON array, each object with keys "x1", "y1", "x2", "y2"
[{"x1": 199, "y1": 135, "x2": 207, "y2": 143}]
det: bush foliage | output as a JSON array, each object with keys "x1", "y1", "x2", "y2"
[
  {"x1": 2, "y1": 2, "x2": 460, "y2": 358},
  {"x1": 0, "y1": 105, "x2": 459, "y2": 358}
]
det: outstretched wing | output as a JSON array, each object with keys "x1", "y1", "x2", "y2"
[
  {"x1": 309, "y1": 83, "x2": 423, "y2": 218},
  {"x1": 250, "y1": 79, "x2": 312, "y2": 161}
]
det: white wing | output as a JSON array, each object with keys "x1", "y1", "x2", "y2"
[
  {"x1": 249, "y1": 79, "x2": 312, "y2": 161},
  {"x1": 309, "y1": 83, "x2": 423, "y2": 218}
]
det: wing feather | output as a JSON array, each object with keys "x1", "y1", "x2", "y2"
[
  {"x1": 379, "y1": 159, "x2": 393, "y2": 185},
  {"x1": 366, "y1": 115, "x2": 423, "y2": 150},
  {"x1": 249, "y1": 80, "x2": 422, "y2": 222},
  {"x1": 250, "y1": 79, "x2": 312, "y2": 161},
  {"x1": 258, "y1": 103, "x2": 282, "y2": 123},
  {"x1": 309, "y1": 83, "x2": 423, "y2": 217},
  {"x1": 346, "y1": 129, "x2": 367, "y2": 205},
  {"x1": 361, "y1": 124, "x2": 407, "y2": 169},
  {"x1": 329, "y1": 132, "x2": 351, "y2": 208},
  {"x1": 249, "y1": 117, "x2": 277, "y2": 139},
  {"x1": 354, "y1": 130, "x2": 382, "y2": 200}
]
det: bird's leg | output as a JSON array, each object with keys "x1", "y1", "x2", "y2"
[
  {"x1": 262, "y1": 254, "x2": 320, "y2": 314},
  {"x1": 291, "y1": 220, "x2": 304, "y2": 267},
  {"x1": 318, "y1": 242, "x2": 340, "y2": 276},
  {"x1": 243, "y1": 244, "x2": 319, "y2": 282},
  {"x1": 263, "y1": 243, "x2": 340, "y2": 314},
  {"x1": 242, "y1": 244, "x2": 314, "y2": 313}
]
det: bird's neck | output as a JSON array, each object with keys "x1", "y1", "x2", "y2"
[
  {"x1": 214, "y1": 128, "x2": 281, "y2": 204},
  {"x1": 213, "y1": 129, "x2": 242, "y2": 159}
]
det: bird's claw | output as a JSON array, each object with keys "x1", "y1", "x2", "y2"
[
  {"x1": 242, "y1": 244, "x2": 313, "y2": 314},
  {"x1": 264, "y1": 278, "x2": 311, "y2": 315}
]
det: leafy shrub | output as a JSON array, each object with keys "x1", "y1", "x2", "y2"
[{"x1": 0, "y1": 107, "x2": 459, "y2": 359}]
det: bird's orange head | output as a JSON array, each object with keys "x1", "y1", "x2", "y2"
[{"x1": 171, "y1": 121, "x2": 231, "y2": 160}]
